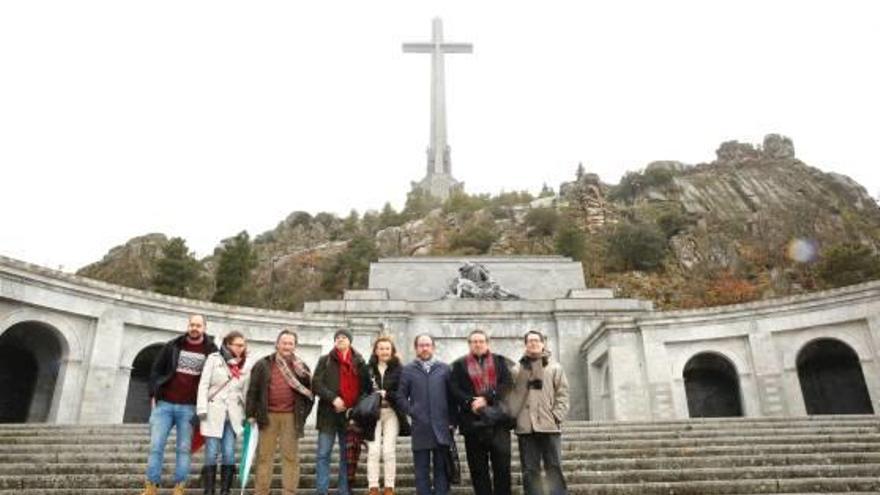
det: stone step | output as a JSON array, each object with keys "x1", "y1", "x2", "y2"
[
  {"x1": 3, "y1": 464, "x2": 880, "y2": 489},
  {"x1": 5, "y1": 425, "x2": 879, "y2": 445},
  {"x1": 12, "y1": 492, "x2": 880, "y2": 495},
  {"x1": 3, "y1": 478, "x2": 880, "y2": 494},
  {"x1": 3, "y1": 433, "x2": 878, "y2": 456},
  {"x1": 2, "y1": 417, "x2": 879, "y2": 494},
  {"x1": 5, "y1": 452, "x2": 880, "y2": 477},
  {"x1": 1, "y1": 415, "x2": 877, "y2": 435},
  {"x1": 4, "y1": 442, "x2": 880, "y2": 466}
]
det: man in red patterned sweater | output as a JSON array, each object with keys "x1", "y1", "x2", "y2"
[{"x1": 140, "y1": 314, "x2": 217, "y2": 495}]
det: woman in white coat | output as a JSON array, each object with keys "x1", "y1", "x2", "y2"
[{"x1": 197, "y1": 330, "x2": 248, "y2": 495}]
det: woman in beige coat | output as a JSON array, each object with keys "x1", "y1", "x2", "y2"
[{"x1": 197, "y1": 331, "x2": 248, "y2": 495}]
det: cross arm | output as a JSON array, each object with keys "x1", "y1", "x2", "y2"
[
  {"x1": 402, "y1": 43, "x2": 474, "y2": 54},
  {"x1": 402, "y1": 43, "x2": 433, "y2": 53}
]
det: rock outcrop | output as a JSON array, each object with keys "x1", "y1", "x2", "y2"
[{"x1": 78, "y1": 134, "x2": 880, "y2": 311}]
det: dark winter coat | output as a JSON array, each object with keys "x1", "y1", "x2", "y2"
[
  {"x1": 312, "y1": 348, "x2": 372, "y2": 433},
  {"x1": 449, "y1": 353, "x2": 514, "y2": 435},
  {"x1": 396, "y1": 359, "x2": 454, "y2": 451},
  {"x1": 149, "y1": 334, "x2": 218, "y2": 401},
  {"x1": 245, "y1": 354, "x2": 314, "y2": 439},
  {"x1": 365, "y1": 355, "x2": 411, "y2": 439}
]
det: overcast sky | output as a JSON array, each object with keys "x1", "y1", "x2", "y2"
[{"x1": 1, "y1": 1, "x2": 878, "y2": 272}]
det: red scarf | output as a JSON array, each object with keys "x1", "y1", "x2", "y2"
[
  {"x1": 337, "y1": 349, "x2": 360, "y2": 408},
  {"x1": 466, "y1": 351, "x2": 497, "y2": 395},
  {"x1": 228, "y1": 360, "x2": 242, "y2": 379}
]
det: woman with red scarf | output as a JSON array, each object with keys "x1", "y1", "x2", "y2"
[{"x1": 196, "y1": 331, "x2": 249, "y2": 495}]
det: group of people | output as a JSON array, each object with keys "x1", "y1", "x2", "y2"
[{"x1": 140, "y1": 313, "x2": 570, "y2": 495}]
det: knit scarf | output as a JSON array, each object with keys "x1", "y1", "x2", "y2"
[
  {"x1": 337, "y1": 349, "x2": 360, "y2": 408},
  {"x1": 466, "y1": 351, "x2": 497, "y2": 395},
  {"x1": 275, "y1": 352, "x2": 313, "y2": 399},
  {"x1": 220, "y1": 345, "x2": 246, "y2": 379}
]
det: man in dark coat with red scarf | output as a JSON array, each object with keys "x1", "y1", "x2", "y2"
[
  {"x1": 449, "y1": 329, "x2": 514, "y2": 495},
  {"x1": 312, "y1": 328, "x2": 372, "y2": 495}
]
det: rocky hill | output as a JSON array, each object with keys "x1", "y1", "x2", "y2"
[{"x1": 77, "y1": 134, "x2": 880, "y2": 310}]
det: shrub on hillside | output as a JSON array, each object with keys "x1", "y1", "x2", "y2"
[
  {"x1": 525, "y1": 208, "x2": 561, "y2": 238},
  {"x1": 555, "y1": 221, "x2": 587, "y2": 261},
  {"x1": 816, "y1": 243, "x2": 880, "y2": 288},
  {"x1": 606, "y1": 221, "x2": 667, "y2": 271},
  {"x1": 449, "y1": 219, "x2": 499, "y2": 254}
]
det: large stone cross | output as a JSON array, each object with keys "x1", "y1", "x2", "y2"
[{"x1": 403, "y1": 18, "x2": 472, "y2": 177}]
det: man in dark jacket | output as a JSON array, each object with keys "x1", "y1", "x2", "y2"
[
  {"x1": 141, "y1": 314, "x2": 218, "y2": 495},
  {"x1": 397, "y1": 334, "x2": 454, "y2": 495},
  {"x1": 312, "y1": 328, "x2": 371, "y2": 495},
  {"x1": 450, "y1": 329, "x2": 514, "y2": 495},
  {"x1": 245, "y1": 329, "x2": 313, "y2": 495}
]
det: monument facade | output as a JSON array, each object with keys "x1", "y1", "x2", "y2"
[{"x1": 1, "y1": 254, "x2": 879, "y2": 424}]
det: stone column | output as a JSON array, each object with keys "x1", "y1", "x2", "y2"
[
  {"x1": 748, "y1": 321, "x2": 789, "y2": 417},
  {"x1": 50, "y1": 356, "x2": 86, "y2": 423},
  {"x1": 605, "y1": 321, "x2": 652, "y2": 421},
  {"x1": 861, "y1": 315, "x2": 880, "y2": 412},
  {"x1": 553, "y1": 315, "x2": 599, "y2": 420},
  {"x1": 77, "y1": 309, "x2": 127, "y2": 423},
  {"x1": 640, "y1": 329, "x2": 678, "y2": 420}
]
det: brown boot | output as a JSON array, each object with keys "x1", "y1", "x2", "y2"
[
  {"x1": 382, "y1": 488, "x2": 394, "y2": 495},
  {"x1": 368, "y1": 489, "x2": 379, "y2": 495},
  {"x1": 172, "y1": 482, "x2": 187, "y2": 495},
  {"x1": 139, "y1": 481, "x2": 158, "y2": 495}
]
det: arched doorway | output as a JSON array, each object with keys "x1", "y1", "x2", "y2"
[
  {"x1": 123, "y1": 344, "x2": 163, "y2": 423},
  {"x1": 684, "y1": 352, "x2": 744, "y2": 418},
  {"x1": 797, "y1": 338, "x2": 874, "y2": 415},
  {"x1": 0, "y1": 321, "x2": 66, "y2": 423}
]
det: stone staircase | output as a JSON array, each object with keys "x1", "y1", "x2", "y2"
[{"x1": 1, "y1": 415, "x2": 879, "y2": 494}]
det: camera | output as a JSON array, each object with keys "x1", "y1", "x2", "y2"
[{"x1": 527, "y1": 379, "x2": 543, "y2": 390}]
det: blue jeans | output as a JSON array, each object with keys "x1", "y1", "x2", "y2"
[
  {"x1": 204, "y1": 419, "x2": 236, "y2": 466},
  {"x1": 413, "y1": 448, "x2": 449, "y2": 495},
  {"x1": 145, "y1": 400, "x2": 196, "y2": 484},
  {"x1": 316, "y1": 429, "x2": 349, "y2": 495}
]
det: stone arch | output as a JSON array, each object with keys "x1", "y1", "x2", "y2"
[
  {"x1": 0, "y1": 320, "x2": 68, "y2": 422},
  {"x1": 683, "y1": 352, "x2": 744, "y2": 418},
  {"x1": 123, "y1": 344, "x2": 164, "y2": 423},
  {"x1": 796, "y1": 338, "x2": 874, "y2": 415}
]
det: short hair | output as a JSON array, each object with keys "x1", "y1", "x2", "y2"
[
  {"x1": 189, "y1": 313, "x2": 208, "y2": 327},
  {"x1": 413, "y1": 333, "x2": 434, "y2": 348},
  {"x1": 276, "y1": 328, "x2": 298, "y2": 345},
  {"x1": 468, "y1": 329, "x2": 489, "y2": 342},
  {"x1": 523, "y1": 330, "x2": 544, "y2": 343}
]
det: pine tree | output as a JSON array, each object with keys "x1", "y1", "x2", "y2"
[
  {"x1": 212, "y1": 231, "x2": 258, "y2": 305},
  {"x1": 342, "y1": 209, "x2": 360, "y2": 237},
  {"x1": 152, "y1": 237, "x2": 202, "y2": 297},
  {"x1": 379, "y1": 202, "x2": 402, "y2": 229}
]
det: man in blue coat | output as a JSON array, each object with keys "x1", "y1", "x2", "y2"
[{"x1": 396, "y1": 334, "x2": 454, "y2": 495}]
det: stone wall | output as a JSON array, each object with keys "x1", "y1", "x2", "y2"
[{"x1": 0, "y1": 256, "x2": 350, "y2": 424}]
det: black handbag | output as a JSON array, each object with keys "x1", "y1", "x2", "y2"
[
  {"x1": 446, "y1": 438, "x2": 462, "y2": 485},
  {"x1": 351, "y1": 392, "x2": 381, "y2": 428}
]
